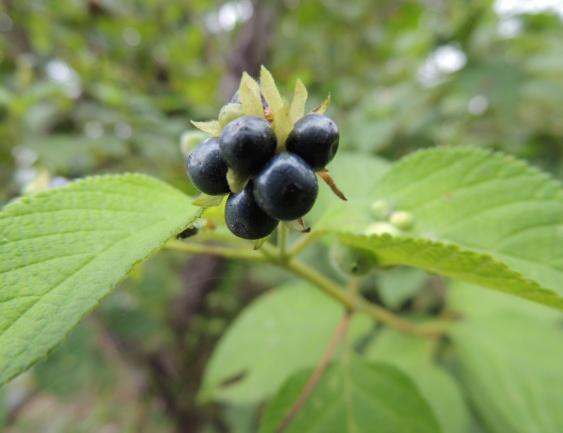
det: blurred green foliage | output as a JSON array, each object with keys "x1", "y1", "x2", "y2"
[{"x1": 1, "y1": 0, "x2": 562, "y2": 432}]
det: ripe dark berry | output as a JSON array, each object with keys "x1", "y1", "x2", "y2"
[
  {"x1": 187, "y1": 138, "x2": 230, "y2": 195},
  {"x1": 219, "y1": 116, "x2": 277, "y2": 176},
  {"x1": 225, "y1": 183, "x2": 279, "y2": 240},
  {"x1": 253, "y1": 153, "x2": 318, "y2": 221},
  {"x1": 286, "y1": 114, "x2": 339, "y2": 170}
]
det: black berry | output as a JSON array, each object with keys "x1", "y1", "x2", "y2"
[
  {"x1": 225, "y1": 183, "x2": 279, "y2": 240},
  {"x1": 253, "y1": 153, "x2": 318, "y2": 221},
  {"x1": 286, "y1": 114, "x2": 339, "y2": 170},
  {"x1": 219, "y1": 116, "x2": 277, "y2": 176},
  {"x1": 187, "y1": 138, "x2": 230, "y2": 195}
]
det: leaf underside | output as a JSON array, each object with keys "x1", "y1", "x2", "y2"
[
  {"x1": 340, "y1": 233, "x2": 563, "y2": 310},
  {"x1": 0, "y1": 174, "x2": 198, "y2": 385}
]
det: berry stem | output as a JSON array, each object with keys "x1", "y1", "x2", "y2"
[
  {"x1": 284, "y1": 259, "x2": 446, "y2": 338},
  {"x1": 287, "y1": 230, "x2": 326, "y2": 256},
  {"x1": 165, "y1": 239, "x2": 448, "y2": 338},
  {"x1": 165, "y1": 239, "x2": 266, "y2": 262},
  {"x1": 278, "y1": 224, "x2": 288, "y2": 260}
]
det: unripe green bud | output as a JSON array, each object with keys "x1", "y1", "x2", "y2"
[
  {"x1": 389, "y1": 210, "x2": 414, "y2": 230},
  {"x1": 370, "y1": 200, "x2": 391, "y2": 220}
]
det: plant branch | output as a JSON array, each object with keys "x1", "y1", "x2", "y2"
[
  {"x1": 285, "y1": 259, "x2": 445, "y2": 338},
  {"x1": 275, "y1": 311, "x2": 352, "y2": 433},
  {"x1": 165, "y1": 240, "x2": 266, "y2": 262},
  {"x1": 287, "y1": 230, "x2": 325, "y2": 257},
  {"x1": 278, "y1": 223, "x2": 288, "y2": 260},
  {"x1": 166, "y1": 239, "x2": 447, "y2": 338}
]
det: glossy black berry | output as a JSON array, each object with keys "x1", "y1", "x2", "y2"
[
  {"x1": 286, "y1": 114, "x2": 339, "y2": 170},
  {"x1": 219, "y1": 116, "x2": 277, "y2": 176},
  {"x1": 225, "y1": 183, "x2": 279, "y2": 240},
  {"x1": 253, "y1": 153, "x2": 318, "y2": 221},
  {"x1": 186, "y1": 138, "x2": 230, "y2": 195}
]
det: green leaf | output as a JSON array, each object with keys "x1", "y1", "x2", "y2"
[
  {"x1": 449, "y1": 281, "x2": 562, "y2": 323},
  {"x1": 201, "y1": 283, "x2": 371, "y2": 404},
  {"x1": 260, "y1": 66, "x2": 292, "y2": 146},
  {"x1": 0, "y1": 174, "x2": 198, "y2": 385},
  {"x1": 309, "y1": 152, "x2": 390, "y2": 226},
  {"x1": 289, "y1": 79, "x2": 308, "y2": 123},
  {"x1": 451, "y1": 314, "x2": 563, "y2": 433},
  {"x1": 190, "y1": 120, "x2": 222, "y2": 136},
  {"x1": 368, "y1": 147, "x2": 563, "y2": 307},
  {"x1": 239, "y1": 72, "x2": 264, "y2": 117},
  {"x1": 366, "y1": 329, "x2": 471, "y2": 433},
  {"x1": 376, "y1": 267, "x2": 427, "y2": 308},
  {"x1": 340, "y1": 234, "x2": 563, "y2": 310},
  {"x1": 259, "y1": 356, "x2": 441, "y2": 433}
]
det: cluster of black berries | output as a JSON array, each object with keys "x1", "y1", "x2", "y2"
[{"x1": 187, "y1": 107, "x2": 339, "y2": 240}]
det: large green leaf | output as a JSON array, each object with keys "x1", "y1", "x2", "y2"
[
  {"x1": 449, "y1": 282, "x2": 562, "y2": 323},
  {"x1": 366, "y1": 329, "x2": 470, "y2": 433},
  {"x1": 0, "y1": 174, "x2": 198, "y2": 385},
  {"x1": 259, "y1": 356, "x2": 441, "y2": 433},
  {"x1": 326, "y1": 148, "x2": 563, "y2": 310},
  {"x1": 451, "y1": 314, "x2": 563, "y2": 433},
  {"x1": 370, "y1": 147, "x2": 563, "y2": 302},
  {"x1": 201, "y1": 283, "x2": 371, "y2": 404},
  {"x1": 341, "y1": 234, "x2": 562, "y2": 309}
]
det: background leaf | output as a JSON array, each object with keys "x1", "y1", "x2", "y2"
[
  {"x1": 0, "y1": 174, "x2": 197, "y2": 385},
  {"x1": 259, "y1": 356, "x2": 441, "y2": 433},
  {"x1": 366, "y1": 329, "x2": 471, "y2": 433},
  {"x1": 201, "y1": 283, "x2": 371, "y2": 404},
  {"x1": 451, "y1": 314, "x2": 563, "y2": 433}
]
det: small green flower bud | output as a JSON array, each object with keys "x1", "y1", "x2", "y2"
[
  {"x1": 389, "y1": 211, "x2": 414, "y2": 230},
  {"x1": 370, "y1": 200, "x2": 391, "y2": 220}
]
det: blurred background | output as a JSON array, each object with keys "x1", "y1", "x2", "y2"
[{"x1": 1, "y1": 0, "x2": 562, "y2": 432}]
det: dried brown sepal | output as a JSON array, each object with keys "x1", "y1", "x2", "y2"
[
  {"x1": 264, "y1": 106, "x2": 274, "y2": 122},
  {"x1": 318, "y1": 170, "x2": 347, "y2": 201},
  {"x1": 283, "y1": 219, "x2": 311, "y2": 233},
  {"x1": 312, "y1": 94, "x2": 331, "y2": 115}
]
